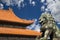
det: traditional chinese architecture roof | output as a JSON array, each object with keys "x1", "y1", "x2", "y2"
[
  {"x1": 0, "y1": 27, "x2": 42, "y2": 36},
  {"x1": 0, "y1": 8, "x2": 34, "y2": 25},
  {"x1": 0, "y1": 8, "x2": 42, "y2": 36}
]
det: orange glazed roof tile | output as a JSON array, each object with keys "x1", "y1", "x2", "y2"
[
  {"x1": 0, "y1": 8, "x2": 34, "y2": 25},
  {"x1": 0, "y1": 27, "x2": 42, "y2": 36}
]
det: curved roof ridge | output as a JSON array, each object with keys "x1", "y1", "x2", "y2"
[{"x1": 0, "y1": 8, "x2": 34, "y2": 25}]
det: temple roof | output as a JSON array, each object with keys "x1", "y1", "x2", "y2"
[
  {"x1": 0, "y1": 8, "x2": 42, "y2": 36},
  {"x1": 0, "y1": 8, "x2": 34, "y2": 25},
  {"x1": 0, "y1": 27, "x2": 42, "y2": 36}
]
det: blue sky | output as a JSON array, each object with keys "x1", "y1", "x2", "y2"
[
  {"x1": 0, "y1": 0, "x2": 60, "y2": 30},
  {"x1": 0, "y1": 0, "x2": 43, "y2": 20}
]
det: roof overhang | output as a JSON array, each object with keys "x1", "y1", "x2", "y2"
[
  {"x1": 0, "y1": 8, "x2": 34, "y2": 25},
  {"x1": 0, "y1": 27, "x2": 42, "y2": 36}
]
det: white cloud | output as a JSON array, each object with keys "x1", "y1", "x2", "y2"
[
  {"x1": 1, "y1": 0, "x2": 25, "y2": 8},
  {"x1": 0, "y1": 3, "x2": 4, "y2": 9},
  {"x1": 41, "y1": 0, "x2": 45, "y2": 3},
  {"x1": 31, "y1": 1, "x2": 36, "y2": 6},
  {"x1": 46, "y1": 0, "x2": 54, "y2": 3},
  {"x1": 41, "y1": 6, "x2": 45, "y2": 11},
  {"x1": 29, "y1": 0, "x2": 32, "y2": 4},
  {"x1": 1, "y1": 0, "x2": 11, "y2": 6},
  {"x1": 26, "y1": 19, "x2": 41, "y2": 32},
  {"x1": 57, "y1": 23, "x2": 60, "y2": 24},
  {"x1": 29, "y1": 0, "x2": 36, "y2": 6},
  {"x1": 26, "y1": 19, "x2": 37, "y2": 29},
  {"x1": 1, "y1": 0, "x2": 36, "y2": 8},
  {"x1": 41, "y1": 0, "x2": 60, "y2": 23},
  {"x1": 34, "y1": 24, "x2": 41, "y2": 32},
  {"x1": 17, "y1": 0, "x2": 24, "y2": 7}
]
